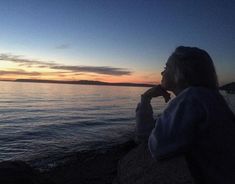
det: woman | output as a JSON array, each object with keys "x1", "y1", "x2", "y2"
[{"x1": 136, "y1": 46, "x2": 235, "y2": 184}]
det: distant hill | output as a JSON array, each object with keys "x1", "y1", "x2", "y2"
[
  {"x1": 14, "y1": 79, "x2": 155, "y2": 88},
  {"x1": 220, "y1": 82, "x2": 235, "y2": 94}
]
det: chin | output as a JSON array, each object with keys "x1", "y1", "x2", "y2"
[{"x1": 161, "y1": 85, "x2": 168, "y2": 90}]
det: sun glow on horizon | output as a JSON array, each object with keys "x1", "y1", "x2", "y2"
[
  {"x1": 0, "y1": 53, "x2": 162, "y2": 84},
  {"x1": 0, "y1": 70, "x2": 161, "y2": 84}
]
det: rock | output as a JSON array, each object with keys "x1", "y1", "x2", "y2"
[
  {"x1": 114, "y1": 143, "x2": 195, "y2": 184},
  {"x1": 44, "y1": 140, "x2": 137, "y2": 184},
  {"x1": 0, "y1": 141, "x2": 194, "y2": 184},
  {"x1": 0, "y1": 161, "x2": 54, "y2": 184},
  {"x1": 220, "y1": 82, "x2": 235, "y2": 94}
]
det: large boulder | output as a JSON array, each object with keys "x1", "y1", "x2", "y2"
[
  {"x1": 44, "y1": 140, "x2": 137, "y2": 184},
  {"x1": 114, "y1": 143, "x2": 195, "y2": 184}
]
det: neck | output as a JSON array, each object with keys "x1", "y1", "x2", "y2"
[{"x1": 172, "y1": 87, "x2": 184, "y2": 96}]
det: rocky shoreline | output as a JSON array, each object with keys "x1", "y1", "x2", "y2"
[
  {"x1": 42, "y1": 140, "x2": 137, "y2": 184},
  {"x1": 0, "y1": 139, "x2": 194, "y2": 184},
  {"x1": 0, "y1": 140, "x2": 137, "y2": 184}
]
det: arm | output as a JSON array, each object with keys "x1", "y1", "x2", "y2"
[
  {"x1": 135, "y1": 95, "x2": 155, "y2": 142},
  {"x1": 148, "y1": 95, "x2": 203, "y2": 160},
  {"x1": 135, "y1": 85, "x2": 171, "y2": 143}
]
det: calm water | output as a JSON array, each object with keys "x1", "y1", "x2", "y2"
[
  {"x1": 0, "y1": 81, "x2": 167, "y2": 168},
  {"x1": 0, "y1": 81, "x2": 234, "y2": 168}
]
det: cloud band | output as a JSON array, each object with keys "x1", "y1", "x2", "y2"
[{"x1": 0, "y1": 53, "x2": 132, "y2": 76}]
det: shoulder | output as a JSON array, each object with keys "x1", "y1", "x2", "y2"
[
  {"x1": 174, "y1": 87, "x2": 218, "y2": 102},
  {"x1": 165, "y1": 87, "x2": 215, "y2": 113},
  {"x1": 166, "y1": 87, "x2": 223, "y2": 114},
  {"x1": 167, "y1": 87, "x2": 200, "y2": 106}
]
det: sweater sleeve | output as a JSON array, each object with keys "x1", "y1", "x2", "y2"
[
  {"x1": 135, "y1": 95, "x2": 156, "y2": 142},
  {"x1": 148, "y1": 96, "x2": 203, "y2": 160}
]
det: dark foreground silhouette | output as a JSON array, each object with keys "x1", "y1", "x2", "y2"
[
  {"x1": 0, "y1": 141, "x2": 136, "y2": 184},
  {"x1": 0, "y1": 140, "x2": 196, "y2": 184}
]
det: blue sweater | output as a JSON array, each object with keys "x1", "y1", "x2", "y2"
[{"x1": 136, "y1": 87, "x2": 235, "y2": 184}]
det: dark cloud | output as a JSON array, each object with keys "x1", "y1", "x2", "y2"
[
  {"x1": 55, "y1": 44, "x2": 70, "y2": 49},
  {"x1": 0, "y1": 70, "x2": 41, "y2": 76},
  {"x1": 0, "y1": 53, "x2": 132, "y2": 76},
  {"x1": 51, "y1": 66, "x2": 131, "y2": 76},
  {"x1": 0, "y1": 53, "x2": 56, "y2": 68}
]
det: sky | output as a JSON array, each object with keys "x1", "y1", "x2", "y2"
[{"x1": 0, "y1": 0, "x2": 234, "y2": 85}]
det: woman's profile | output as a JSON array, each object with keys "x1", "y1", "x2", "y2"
[{"x1": 136, "y1": 46, "x2": 235, "y2": 184}]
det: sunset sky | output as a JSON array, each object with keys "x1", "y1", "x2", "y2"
[{"x1": 0, "y1": 0, "x2": 234, "y2": 85}]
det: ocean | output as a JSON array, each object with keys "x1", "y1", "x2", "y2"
[{"x1": 0, "y1": 81, "x2": 234, "y2": 169}]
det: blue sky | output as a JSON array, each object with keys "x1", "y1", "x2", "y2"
[{"x1": 0, "y1": 0, "x2": 234, "y2": 84}]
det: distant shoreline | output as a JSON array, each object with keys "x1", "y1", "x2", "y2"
[
  {"x1": 0, "y1": 79, "x2": 156, "y2": 88},
  {"x1": 219, "y1": 82, "x2": 235, "y2": 94},
  {"x1": 2, "y1": 79, "x2": 234, "y2": 90}
]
